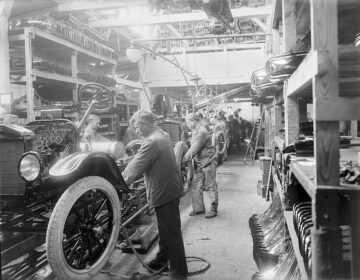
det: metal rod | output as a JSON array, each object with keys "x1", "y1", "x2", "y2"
[
  {"x1": 131, "y1": 32, "x2": 272, "y2": 43},
  {"x1": 122, "y1": 204, "x2": 149, "y2": 227}
]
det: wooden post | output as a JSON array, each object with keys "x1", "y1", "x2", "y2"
[
  {"x1": 0, "y1": 1, "x2": 14, "y2": 100},
  {"x1": 299, "y1": 98, "x2": 307, "y2": 122},
  {"x1": 284, "y1": 82, "x2": 299, "y2": 145},
  {"x1": 350, "y1": 120, "x2": 357, "y2": 138},
  {"x1": 311, "y1": 0, "x2": 343, "y2": 279},
  {"x1": 274, "y1": 104, "x2": 283, "y2": 137},
  {"x1": 282, "y1": 0, "x2": 298, "y2": 146},
  {"x1": 71, "y1": 51, "x2": 78, "y2": 103},
  {"x1": 24, "y1": 29, "x2": 35, "y2": 122}
]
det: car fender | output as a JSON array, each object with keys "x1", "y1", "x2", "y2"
[{"x1": 49, "y1": 151, "x2": 130, "y2": 192}]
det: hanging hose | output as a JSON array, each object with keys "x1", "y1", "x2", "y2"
[{"x1": 102, "y1": 214, "x2": 211, "y2": 279}]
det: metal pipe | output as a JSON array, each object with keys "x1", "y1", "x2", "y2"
[
  {"x1": 131, "y1": 32, "x2": 272, "y2": 43},
  {"x1": 122, "y1": 204, "x2": 149, "y2": 227}
]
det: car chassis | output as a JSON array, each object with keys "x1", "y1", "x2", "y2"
[{"x1": 0, "y1": 83, "x2": 149, "y2": 280}]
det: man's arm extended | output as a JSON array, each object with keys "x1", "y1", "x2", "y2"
[{"x1": 122, "y1": 139, "x2": 159, "y2": 185}]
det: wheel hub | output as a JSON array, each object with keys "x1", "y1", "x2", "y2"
[{"x1": 93, "y1": 225, "x2": 104, "y2": 236}]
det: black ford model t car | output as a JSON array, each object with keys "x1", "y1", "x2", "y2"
[{"x1": 0, "y1": 84, "x2": 149, "y2": 279}]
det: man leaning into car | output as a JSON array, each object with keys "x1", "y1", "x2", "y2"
[{"x1": 122, "y1": 110, "x2": 188, "y2": 280}]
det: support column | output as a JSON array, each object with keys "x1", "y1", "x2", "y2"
[
  {"x1": 71, "y1": 51, "x2": 78, "y2": 103},
  {"x1": 282, "y1": 0, "x2": 298, "y2": 145},
  {"x1": 24, "y1": 29, "x2": 35, "y2": 122},
  {"x1": 274, "y1": 104, "x2": 283, "y2": 137},
  {"x1": 284, "y1": 82, "x2": 299, "y2": 145},
  {"x1": 311, "y1": 0, "x2": 343, "y2": 279},
  {"x1": 138, "y1": 58, "x2": 152, "y2": 110},
  {"x1": 350, "y1": 120, "x2": 357, "y2": 137},
  {"x1": 0, "y1": 1, "x2": 14, "y2": 106}
]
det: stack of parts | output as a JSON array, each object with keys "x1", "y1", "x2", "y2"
[
  {"x1": 251, "y1": 245, "x2": 301, "y2": 280},
  {"x1": 249, "y1": 190, "x2": 286, "y2": 271},
  {"x1": 293, "y1": 201, "x2": 313, "y2": 277},
  {"x1": 292, "y1": 201, "x2": 352, "y2": 278}
]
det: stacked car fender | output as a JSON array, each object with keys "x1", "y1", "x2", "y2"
[
  {"x1": 249, "y1": 190, "x2": 285, "y2": 271},
  {"x1": 293, "y1": 201, "x2": 313, "y2": 277},
  {"x1": 249, "y1": 189, "x2": 301, "y2": 280}
]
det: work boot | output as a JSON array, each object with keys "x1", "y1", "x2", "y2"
[
  {"x1": 146, "y1": 259, "x2": 169, "y2": 272},
  {"x1": 205, "y1": 210, "x2": 217, "y2": 218},
  {"x1": 188, "y1": 210, "x2": 205, "y2": 216}
]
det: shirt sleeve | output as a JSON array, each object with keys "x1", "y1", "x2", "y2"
[
  {"x1": 122, "y1": 138, "x2": 160, "y2": 185},
  {"x1": 183, "y1": 129, "x2": 209, "y2": 162}
]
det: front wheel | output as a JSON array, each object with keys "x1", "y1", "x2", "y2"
[
  {"x1": 174, "y1": 141, "x2": 193, "y2": 196},
  {"x1": 46, "y1": 176, "x2": 121, "y2": 280}
]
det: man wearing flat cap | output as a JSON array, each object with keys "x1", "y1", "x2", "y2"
[
  {"x1": 122, "y1": 110, "x2": 188, "y2": 280},
  {"x1": 183, "y1": 113, "x2": 218, "y2": 218}
]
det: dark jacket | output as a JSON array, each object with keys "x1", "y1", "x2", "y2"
[{"x1": 122, "y1": 128, "x2": 182, "y2": 207}]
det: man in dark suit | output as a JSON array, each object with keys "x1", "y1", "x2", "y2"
[{"x1": 122, "y1": 110, "x2": 188, "y2": 280}]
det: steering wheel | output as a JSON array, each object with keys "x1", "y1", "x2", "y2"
[{"x1": 79, "y1": 83, "x2": 114, "y2": 113}]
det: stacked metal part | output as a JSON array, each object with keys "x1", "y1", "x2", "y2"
[
  {"x1": 249, "y1": 190, "x2": 301, "y2": 280},
  {"x1": 249, "y1": 190, "x2": 285, "y2": 272},
  {"x1": 251, "y1": 245, "x2": 301, "y2": 280},
  {"x1": 249, "y1": 52, "x2": 307, "y2": 99},
  {"x1": 293, "y1": 201, "x2": 313, "y2": 277}
]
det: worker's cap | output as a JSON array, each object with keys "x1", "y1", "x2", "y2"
[{"x1": 186, "y1": 113, "x2": 200, "y2": 122}]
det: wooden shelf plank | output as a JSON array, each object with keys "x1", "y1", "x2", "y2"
[
  {"x1": 286, "y1": 50, "x2": 326, "y2": 97},
  {"x1": 28, "y1": 27, "x2": 117, "y2": 65},
  {"x1": 32, "y1": 69, "x2": 77, "y2": 85},
  {"x1": 290, "y1": 160, "x2": 316, "y2": 198},
  {"x1": 284, "y1": 211, "x2": 310, "y2": 280},
  {"x1": 286, "y1": 45, "x2": 360, "y2": 99},
  {"x1": 289, "y1": 147, "x2": 360, "y2": 198}
]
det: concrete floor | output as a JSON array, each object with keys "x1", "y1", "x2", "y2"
[{"x1": 99, "y1": 147, "x2": 270, "y2": 280}]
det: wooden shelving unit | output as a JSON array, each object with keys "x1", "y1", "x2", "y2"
[
  {"x1": 9, "y1": 26, "x2": 140, "y2": 140},
  {"x1": 263, "y1": 0, "x2": 360, "y2": 279}
]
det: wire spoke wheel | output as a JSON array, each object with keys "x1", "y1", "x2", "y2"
[
  {"x1": 47, "y1": 176, "x2": 121, "y2": 280},
  {"x1": 63, "y1": 191, "x2": 112, "y2": 269},
  {"x1": 174, "y1": 141, "x2": 193, "y2": 196},
  {"x1": 215, "y1": 131, "x2": 226, "y2": 155}
]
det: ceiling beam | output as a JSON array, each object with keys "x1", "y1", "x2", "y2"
[
  {"x1": 90, "y1": 5, "x2": 272, "y2": 28},
  {"x1": 57, "y1": 0, "x2": 147, "y2": 13}
]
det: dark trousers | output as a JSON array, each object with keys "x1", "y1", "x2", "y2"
[{"x1": 155, "y1": 198, "x2": 188, "y2": 277}]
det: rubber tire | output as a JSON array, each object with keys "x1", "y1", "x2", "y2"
[
  {"x1": 46, "y1": 176, "x2": 121, "y2": 280},
  {"x1": 215, "y1": 131, "x2": 227, "y2": 155},
  {"x1": 174, "y1": 141, "x2": 193, "y2": 196}
]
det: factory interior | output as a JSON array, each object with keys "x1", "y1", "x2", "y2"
[{"x1": 0, "y1": 0, "x2": 360, "y2": 280}]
